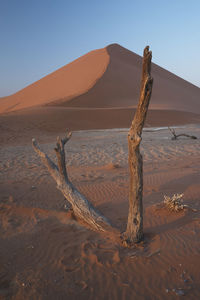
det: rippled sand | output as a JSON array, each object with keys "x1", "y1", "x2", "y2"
[{"x1": 1, "y1": 125, "x2": 200, "y2": 299}]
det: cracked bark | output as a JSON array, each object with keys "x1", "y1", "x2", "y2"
[{"x1": 124, "y1": 46, "x2": 153, "y2": 243}]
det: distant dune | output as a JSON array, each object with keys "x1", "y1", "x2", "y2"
[{"x1": 0, "y1": 43, "x2": 200, "y2": 115}]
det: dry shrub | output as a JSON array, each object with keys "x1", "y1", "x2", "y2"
[{"x1": 163, "y1": 193, "x2": 187, "y2": 212}]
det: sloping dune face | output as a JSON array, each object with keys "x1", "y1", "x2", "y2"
[
  {"x1": 0, "y1": 48, "x2": 109, "y2": 114},
  {"x1": 64, "y1": 44, "x2": 200, "y2": 113},
  {"x1": 0, "y1": 43, "x2": 199, "y2": 114}
]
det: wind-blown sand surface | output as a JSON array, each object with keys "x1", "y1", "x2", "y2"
[{"x1": 1, "y1": 125, "x2": 200, "y2": 299}]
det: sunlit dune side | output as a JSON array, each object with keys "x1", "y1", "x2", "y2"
[{"x1": 0, "y1": 48, "x2": 109, "y2": 113}]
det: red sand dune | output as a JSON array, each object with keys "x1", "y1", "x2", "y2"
[{"x1": 0, "y1": 43, "x2": 200, "y2": 115}]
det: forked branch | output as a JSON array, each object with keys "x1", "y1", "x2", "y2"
[
  {"x1": 54, "y1": 131, "x2": 72, "y2": 181},
  {"x1": 32, "y1": 131, "x2": 112, "y2": 232}
]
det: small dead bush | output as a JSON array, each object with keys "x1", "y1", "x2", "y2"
[{"x1": 163, "y1": 193, "x2": 187, "y2": 212}]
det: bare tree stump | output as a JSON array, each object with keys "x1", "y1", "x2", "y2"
[
  {"x1": 124, "y1": 46, "x2": 153, "y2": 244},
  {"x1": 32, "y1": 46, "x2": 153, "y2": 246}
]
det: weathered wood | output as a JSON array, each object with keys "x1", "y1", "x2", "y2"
[
  {"x1": 32, "y1": 131, "x2": 112, "y2": 232},
  {"x1": 168, "y1": 127, "x2": 197, "y2": 140},
  {"x1": 32, "y1": 46, "x2": 153, "y2": 245},
  {"x1": 124, "y1": 46, "x2": 153, "y2": 243}
]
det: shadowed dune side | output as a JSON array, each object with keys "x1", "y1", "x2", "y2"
[
  {"x1": 0, "y1": 48, "x2": 110, "y2": 113},
  {"x1": 61, "y1": 44, "x2": 200, "y2": 113},
  {"x1": 52, "y1": 44, "x2": 142, "y2": 108}
]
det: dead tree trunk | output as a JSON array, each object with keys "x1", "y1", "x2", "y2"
[
  {"x1": 168, "y1": 127, "x2": 197, "y2": 140},
  {"x1": 32, "y1": 46, "x2": 153, "y2": 244},
  {"x1": 124, "y1": 46, "x2": 153, "y2": 244}
]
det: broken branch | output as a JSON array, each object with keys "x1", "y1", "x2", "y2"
[
  {"x1": 168, "y1": 127, "x2": 197, "y2": 140},
  {"x1": 32, "y1": 132, "x2": 112, "y2": 232}
]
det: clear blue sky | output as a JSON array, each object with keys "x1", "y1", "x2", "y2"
[{"x1": 0, "y1": 0, "x2": 200, "y2": 96}]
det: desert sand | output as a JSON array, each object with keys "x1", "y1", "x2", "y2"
[
  {"x1": 0, "y1": 44, "x2": 200, "y2": 299},
  {"x1": 1, "y1": 124, "x2": 200, "y2": 299}
]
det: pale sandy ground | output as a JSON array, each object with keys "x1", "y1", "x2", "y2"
[{"x1": 1, "y1": 125, "x2": 200, "y2": 299}]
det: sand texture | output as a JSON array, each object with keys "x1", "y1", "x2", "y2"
[{"x1": 1, "y1": 125, "x2": 200, "y2": 299}]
